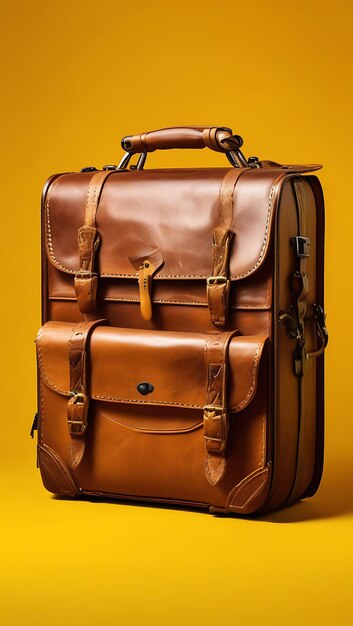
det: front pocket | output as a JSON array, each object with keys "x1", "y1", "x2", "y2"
[{"x1": 36, "y1": 322, "x2": 270, "y2": 509}]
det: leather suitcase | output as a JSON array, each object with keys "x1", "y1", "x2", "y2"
[{"x1": 32, "y1": 125, "x2": 328, "y2": 514}]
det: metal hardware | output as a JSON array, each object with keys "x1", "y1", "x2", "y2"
[
  {"x1": 220, "y1": 134, "x2": 249, "y2": 167},
  {"x1": 278, "y1": 306, "x2": 307, "y2": 375},
  {"x1": 248, "y1": 156, "x2": 262, "y2": 168},
  {"x1": 203, "y1": 405, "x2": 226, "y2": 444},
  {"x1": 293, "y1": 338, "x2": 308, "y2": 376},
  {"x1": 292, "y1": 236, "x2": 310, "y2": 258},
  {"x1": 278, "y1": 307, "x2": 301, "y2": 340},
  {"x1": 313, "y1": 303, "x2": 328, "y2": 346},
  {"x1": 68, "y1": 392, "x2": 86, "y2": 402},
  {"x1": 117, "y1": 152, "x2": 133, "y2": 169},
  {"x1": 136, "y1": 153, "x2": 147, "y2": 169},
  {"x1": 225, "y1": 151, "x2": 240, "y2": 168},
  {"x1": 279, "y1": 303, "x2": 328, "y2": 375},
  {"x1": 203, "y1": 404, "x2": 224, "y2": 415},
  {"x1": 206, "y1": 276, "x2": 228, "y2": 286},
  {"x1": 117, "y1": 151, "x2": 147, "y2": 170},
  {"x1": 129, "y1": 154, "x2": 147, "y2": 170},
  {"x1": 307, "y1": 304, "x2": 329, "y2": 358},
  {"x1": 80, "y1": 167, "x2": 98, "y2": 173},
  {"x1": 103, "y1": 165, "x2": 117, "y2": 170},
  {"x1": 67, "y1": 420, "x2": 87, "y2": 434},
  {"x1": 67, "y1": 392, "x2": 89, "y2": 435},
  {"x1": 119, "y1": 133, "x2": 259, "y2": 170},
  {"x1": 75, "y1": 270, "x2": 97, "y2": 280},
  {"x1": 121, "y1": 138, "x2": 133, "y2": 151},
  {"x1": 137, "y1": 382, "x2": 154, "y2": 396},
  {"x1": 30, "y1": 412, "x2": 38, "y2": 438}
]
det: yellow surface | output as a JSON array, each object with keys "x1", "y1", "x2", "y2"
[{"x1": 1, "y1": 1, "x2": 353, "y2": 624}]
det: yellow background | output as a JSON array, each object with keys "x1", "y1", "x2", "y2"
[{"x1": 1, "y1": 1, "x2": 352, "y2": 624}]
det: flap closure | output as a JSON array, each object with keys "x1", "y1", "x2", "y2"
[
  {"x1": 37, "y1": 322, "x2": 268, "y2": 413},
  {"x1": 44, "y1": 166, "x2": 315, "y2": 282}
]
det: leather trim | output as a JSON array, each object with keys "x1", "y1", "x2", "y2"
[
  {"x1": 38, "y1": 443, "x2": 79, "y2": 496},
  {"x1": 226, "y1": 466, "x2": 271, "y2": 514}
]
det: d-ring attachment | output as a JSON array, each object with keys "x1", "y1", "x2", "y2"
[{"x1": 117, "y1": 152, "x2": 147, "y2": 170}]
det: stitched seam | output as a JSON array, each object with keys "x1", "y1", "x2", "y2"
[
  {"x1": 37, "y1": 327, "x2": 68, "y2": 394},
  {"x1": 39, "y1": 381, "x2": 44, "y2": 444},
  {"x1": 39, "y1": 456, "x2": 71, "y2": 494},
  {"x1": 48, "y1": 295, "x2": 271, "y2": 310},
  {"x1": 70, "y1": 441, "x2": 84, "y2": 468},
  {"x1": 45, "y1": 172, "x2": 288, "y2": 279},
  {"x1": 234, "y1": 342, "x2": 262, "y2": 410},
  {"x1": 38, "y1": 329, "x2": 263, "y2": 411},
  {"x1": 36, "y1": 382, "x2": 249, "y2": 412},
  {"x1": 40, "y1": 444, "x2": 77, "y2": 491},
  {"x1": 226, "y1": 467, "x2": 267, "y2": 507},
  {"x1": 97, "y1": 408, "x2": 203, "y2": 434},
  {"x1": 93, "y1": 395, "x2": 202, "y2": 409}
]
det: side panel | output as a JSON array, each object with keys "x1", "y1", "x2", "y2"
[
  {"x1": 302, "y1": 176, "x2": 325, "y2": 498},
  {"x1": 263, "y1": 176, "x2": 321, "y2": 512}
]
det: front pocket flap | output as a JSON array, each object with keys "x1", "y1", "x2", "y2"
[{"x1": 37, "y1": 322, "x2": 268, "y2": 413}]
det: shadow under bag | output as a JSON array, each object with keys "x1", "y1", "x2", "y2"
[{"x1": 32, "y1": 125, "x2": 328, "y2": 514}]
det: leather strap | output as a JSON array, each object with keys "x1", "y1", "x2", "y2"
[
  {"x1": 74, "y1": 170, "x2": 126, "y2": 315},
  {"x1": 288, "y1": 178, "x2": 309, "y2": 501},
  {"x1": 207, "y1": 168, "x2": 248, "y2": 327},
  {"x1": 291, "y1": 178, "x2": 309, "y2": 376},
  {"x1": 121, "y1": 126, "x2": 233, "y2": 154},
  {"x1": 203, "y1": 330, "x2": 239, "y2": 485},
  {"x1": 67, "y1": 319, "x2": 108, "y2": 468}
]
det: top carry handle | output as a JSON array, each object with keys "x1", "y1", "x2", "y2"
[{"x1": 119, "y1": 126, "x2": 257, "y2": 169}]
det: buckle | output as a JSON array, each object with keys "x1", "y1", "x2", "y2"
[
  {"x1": 203, "y1": 404, "x2": 224, "y2": 416},
  {"x1": 292, "y1": 236, "x2": 310, "y2": 258},
  {"x1": 75, "y1": 270, "x2": 97, "y2": 280},
  {"x1": 203, "y1": 405, "x2": 227, "y2": 451},
  {"x1": 67, "y1": 392, "x2": 89, "y2": 436},
  {"x1": 206, "y1": 276, "x2": 228, "y2": 287}
]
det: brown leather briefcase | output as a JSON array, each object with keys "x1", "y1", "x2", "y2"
[{"x1": 32, "y1": 125, "x2": 328, "y2": 514}]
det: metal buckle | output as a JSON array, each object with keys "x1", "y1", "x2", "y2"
[
  {"x1": 67, "y1": 420, "x2": 87, "y2": 435},
  {"x1": 307, "y1": 303, "x2": 329, "y2": 358},
  {"x1": 203, "y1": 405, "x2": 227, "y2": 449},
  {"x1": 206, "y1": 276, "x2": 228, "y2": 287},
  {"x1": 75, "y1": 270, "x2": 97, "y2": 280},
  {"x1": 203, "y1": 404, "x2": 224, "y2": 416},
  {"x1": 292, "y1": 236, "x2": 310, "y2": 258},
  {"x1": 67, "y1": 392, "x2": 89, "y2": 435}
]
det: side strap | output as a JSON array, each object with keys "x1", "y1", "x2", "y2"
[
  {"x1": 74, "y1": 170, "x2": 127, "y2": 315},
  {"x1": 207, "y1": 168, "x2": 249, "y2": 327},
  {"x1": 288, "y1": 178, "x2": 309, "y2": 501},
  {"x1": 291, "y1": 178, "x2": 309, "y2": 376},
  {"x1": 67, "y1": 319, "x2": 108, "y2": 468},
  {"x1": 203, "y1": 330, "x2": 239, "y2": 485}
]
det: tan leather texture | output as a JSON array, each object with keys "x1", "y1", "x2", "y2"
[
  {"x1": 37, "y1": 322, "x2": 270, "y2": 512},
  {"x1": 36, "y1": 127, "x2": 327, "y2": 515},
  {"x1": 44, "y1": 167, "x2": 315, "y2": 282},
  {"x1": 121, "y1": 126, "x2": 233, "y2": 153}
]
